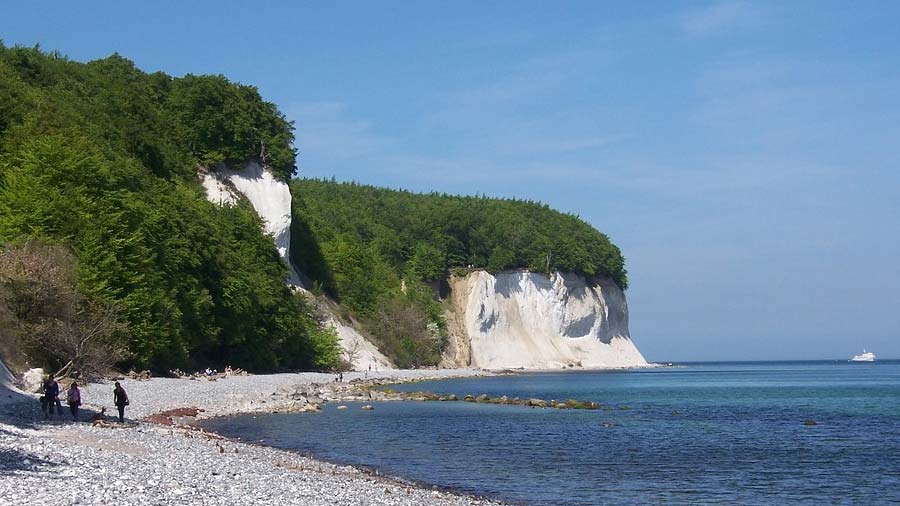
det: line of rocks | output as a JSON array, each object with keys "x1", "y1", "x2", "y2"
[{"x1": 354, "y1": 387, "x2": 622, "y2": 411}]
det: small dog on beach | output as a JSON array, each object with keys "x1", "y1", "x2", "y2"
[{"x1": 90, "y1": 407, "x2": 110, "y2": 426}]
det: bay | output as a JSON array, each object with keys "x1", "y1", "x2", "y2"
[{"x1": 201, "y1": 361, "x2": 900, "y2": 505}]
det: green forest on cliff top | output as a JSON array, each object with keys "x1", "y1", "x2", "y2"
[{"x1": 0, "y1": 45, "x2": 627, "y2": 374}]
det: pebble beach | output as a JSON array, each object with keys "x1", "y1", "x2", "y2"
[{"x1": 0, "y1": 369, "x2": 503, "y2": 506}]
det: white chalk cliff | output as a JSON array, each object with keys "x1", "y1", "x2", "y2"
[
  {"x1": 443, "y1": 271, "x2": 647, "y2": 370},
  {"x1": 200, "y1": 162, "x2": 393, "y2": 371}
]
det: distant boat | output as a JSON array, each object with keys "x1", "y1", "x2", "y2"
[{"x1": 850, "y1": 349, "x2": 876, "y2": 362}]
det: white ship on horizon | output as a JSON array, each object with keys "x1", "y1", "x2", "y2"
[{"x1": 850, "y1": 349, "x2": 876, "y2": 362}]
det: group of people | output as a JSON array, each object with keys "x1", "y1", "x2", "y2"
[
  {"x1": 41, "y1": 376, "x2": 130, "y2": 423},
  {"x1": 204, "y1": 365, "x2": 235, "y2": 377},
  {"x1": 39, "y1": 376, "x2": 76, "y2": 420}
]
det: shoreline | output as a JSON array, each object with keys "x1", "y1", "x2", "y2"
[{"x1": 0, "y1": 368, "x2": 507, "y2": 506}]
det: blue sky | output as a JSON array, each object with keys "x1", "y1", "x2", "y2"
[{"x1": 3, "y1": 1, "x2": 899, "y2": 361}]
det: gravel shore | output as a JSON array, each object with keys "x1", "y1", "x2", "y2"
[{"x1": 1, "y1": 369, "x2": 504, "y2": 506}]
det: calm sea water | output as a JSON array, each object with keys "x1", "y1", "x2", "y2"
[{"x1": 202, "y1": 362, "x2": 900, "y2": 505}]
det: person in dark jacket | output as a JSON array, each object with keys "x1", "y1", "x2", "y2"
[
  {"x1": 113, "y1": 382, "x2": 129, "y2": 423},
  {"x1": 42, "y1": 376, "x2": 62, "y2": 418},
  {"x1": 67, "y1": 382, "x2": 82, "y2": 421}
]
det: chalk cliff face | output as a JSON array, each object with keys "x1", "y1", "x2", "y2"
[
  {"x1": 200, "y1": 162, "x2": 393, "y2": 370},
  {"x1": 443, "y1": 271, "x2": 647, "y2": 370}
]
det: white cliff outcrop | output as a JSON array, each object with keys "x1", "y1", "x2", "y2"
[
  {"x1": 443, "y1": 271, "x2": 647, "y2": 370},
  {"x1": 200, "y1": 162, "x2": 302, "y2": 286},
  {"x1": 200, "y1": 162, "x2": 393, "y2": 371}
]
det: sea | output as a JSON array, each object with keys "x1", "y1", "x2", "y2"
[{"x1": 201, "y1": 361, "x2": 900, "y2": 505}]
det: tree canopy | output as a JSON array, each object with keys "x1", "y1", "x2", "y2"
[
  {"x1": 0, "y1": 44, "x2": 335, "y2": 373},
  {"x1": 291, "y1": 178, "x2": 628, "y2": 302}
]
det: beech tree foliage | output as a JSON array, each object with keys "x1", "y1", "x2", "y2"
[
  {"x1": 291, "y1": 179, "x2": 628, "y2": 298},
  {"x1": 0, "y1": 44, "x2": 336, "y2": 372}
]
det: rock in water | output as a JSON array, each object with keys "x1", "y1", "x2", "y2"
[{"x1": 526, "y1": 398, "x2": 548, "y2": 408}]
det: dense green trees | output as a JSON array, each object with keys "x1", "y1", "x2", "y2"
[
  {"x1": 291, "y1": 179, "x2": 627, "y2": 296},
  {"x1": 0, "y1": 44, "x2": 337, "y2": 373},
  {"x1": 167, "y1": 74, "x2": 297, "y2": 181}
]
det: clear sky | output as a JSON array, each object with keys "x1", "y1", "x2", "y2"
[{"x1": 3, "y1": 1, "x2": 899, "y2": 361}]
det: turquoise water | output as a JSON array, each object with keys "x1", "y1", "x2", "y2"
[{"x1": 202, "y1": 362, "x2": 900, "y2": 505}]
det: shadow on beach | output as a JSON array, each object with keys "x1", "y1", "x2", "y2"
[{"x1": 0, "y1": 444, "x2": 62, "y2": 473}]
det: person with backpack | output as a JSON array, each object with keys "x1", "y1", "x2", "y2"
[
  {"x1": 113, "y1": 381, "x2": 129, "y2": 423},
  {"x1": 67, "y1": 382, "x2": 82, "y2": 421},
  {"x1": 42, "y1": 376, "x2": 62, "y2": 418}
]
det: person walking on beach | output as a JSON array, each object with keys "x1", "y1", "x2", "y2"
[
  {"x1": 67, "y1": 382, "x2": 82, "y2": 421},
  {"x1": 42, "y1": 376, "x2": 62, "y2": 419},
  {"x1": 113, "y1": 381, "x2": 129, "y2": 423}
]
